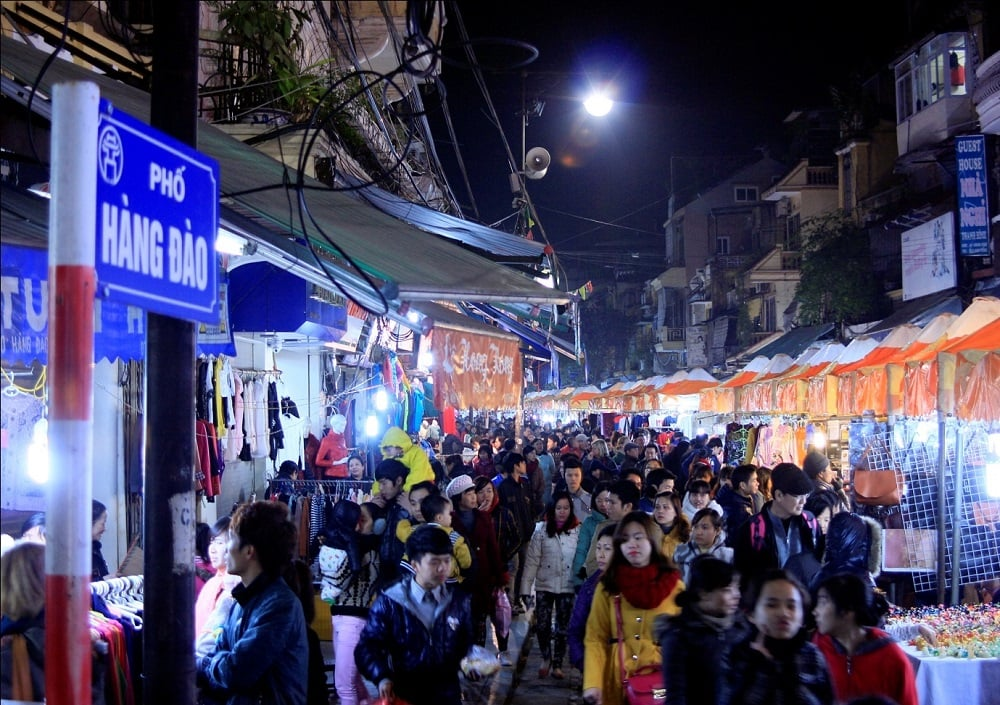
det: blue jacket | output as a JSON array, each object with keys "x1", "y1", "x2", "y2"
[
  {"x1": 198, "y1": 574, "x2": 308, "y2": 705},
  {"x1": 355, "y1": 576, "x2": 475, "y2": 705}
]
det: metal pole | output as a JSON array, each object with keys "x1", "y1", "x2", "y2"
[
  {"x1": 144, "y1": 2, "x2": 200, "y2": 703},
  {"x1": 936, "y1": 411, "x2": 949, "y2": 604},
  {"x1": 949, "y1": 424, "x2": 966, "y2": 605},
  {"x1": 47, "y1": 80, "x2": 99, "y2": 705}
]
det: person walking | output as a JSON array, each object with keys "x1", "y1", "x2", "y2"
[
  {"x1": 582, "y1": 511, "x2": 684, "y2": 705},
  {"x1": 520, "y1": 491, "x2": 581, "y2": 680},
  {"x1": 655, "y1": 556, "x2": 750, "y2": 705},
  {"x1": 496, "y1": 452, "x2": 535, "y2": 611},
  {"x1": 717, "y1": 570, "x2": 833, "y2": 705},
  {"x1": 355, "y1": 525, "x2": 485, "y2": 705},
  {"x1": 317, "y1": 499, "x2": 380, "y2": 705}
]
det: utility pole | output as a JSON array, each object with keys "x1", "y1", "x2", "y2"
[{"x1": 145, "y1": 2, "x2": 199, "y2": 703}]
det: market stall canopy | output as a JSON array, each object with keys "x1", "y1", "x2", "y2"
[
  {"x1": 721, "y1": 356, "x2": 772, "y2": 388},
  {"x1": 740, "y1": 354, "x2": 797, "y2": 413},
  {"x1": 569, "y1": 385, "x2": 601, "y2": 410},
  {"x1": 656, "y1": 368, "x2": 720, "y2": 396},
  {"x1": 830, "y1": 324, "x2": 923, "y2": 374},
  {"x1": 902, "y1": 297, "x2": 1000, "y2": 419},
  {"x1": 0, "y1": 36, "x2": 572, "y2": 316}
]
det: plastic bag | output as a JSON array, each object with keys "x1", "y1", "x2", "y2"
[
  {"x1": 461, "y1": 644, "x2": 501, "y2": 677},
  {"x1": 492, "y1": 587, "x2": 512, "y2": 638}
]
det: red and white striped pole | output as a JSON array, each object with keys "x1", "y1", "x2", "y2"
[{"x1": 47, "y1": 80, "x2": 99, "y2": 705}]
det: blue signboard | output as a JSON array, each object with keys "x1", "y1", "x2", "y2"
[
  {"x1": 955, "y1": 135, "x2": 991, "y2": 257},
  {"x1": 95, "y1": 99, "x2": 220, "y2": 322}
]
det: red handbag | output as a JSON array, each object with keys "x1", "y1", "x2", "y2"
[{"x1": 614, "y1": 596, "x2": 666, "y2": 704}]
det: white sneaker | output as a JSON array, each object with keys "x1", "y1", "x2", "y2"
[{"x1": 499, "y1": 651, "x2": 514, "y2": 667}]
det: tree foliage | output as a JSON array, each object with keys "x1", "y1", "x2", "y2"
[{"x1": 795, "y1": 212, "x2": 886, "y2": 327}]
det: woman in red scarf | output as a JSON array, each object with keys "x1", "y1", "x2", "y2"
[{"x1": 583, "y1": 511, "x2": 684, "y2": 705}]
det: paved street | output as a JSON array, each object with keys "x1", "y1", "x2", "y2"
[{"x1": 505, "y1": 625, "x2": 585, "y2": 705}]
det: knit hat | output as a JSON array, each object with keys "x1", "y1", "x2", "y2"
[
  {"x1": 770, "y1": 463, "x2": 814, "y2": 496},
  {"x1": 802, "y1": 451, "x2": 831, "y2": 480},
  {"x1": 445, "y1": 474, "x2": 475, "y2": 499}
]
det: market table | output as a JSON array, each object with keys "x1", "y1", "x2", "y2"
[{"x1": 901, "y1": 645, "x2": 1000, "y2": 705}]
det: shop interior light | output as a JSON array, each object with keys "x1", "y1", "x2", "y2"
[
  {"x1": 986, "y1": 433, "x2": 1000, "y2": 499},
  {"x1": 374, "y1": 388, "x2": 389, "y2": 411},
  {"x1": 812, "y1": 430, "x2": 828, "y2": 451},
  {"x1": 365, "y1": 414, "x2": 380, "y2": 438},
  {"x1": 417, "y1": 349, "x2": 433, "y2": 370},
  {"x1": 26, "y1": 417, "x2": 48, "y2": 484}
]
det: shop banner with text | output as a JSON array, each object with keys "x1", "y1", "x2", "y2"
[
  {"x1": 1, "y1": 244, "x2": 233, "y2": 366},
  {"x1": 431, "y1": 326, "x2": 522, "y2": 410}
]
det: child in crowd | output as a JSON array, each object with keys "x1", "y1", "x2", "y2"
[
  {"x1": 673, "y1": 508, "x2": 732, "y2": 584},
  {"x1": 397, "y1": 493, "x2": 471, "y2": 584}
]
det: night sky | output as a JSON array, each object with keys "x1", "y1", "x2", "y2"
[{"x1": 425, "y1": 1, "x2": 915, "y2": 287}]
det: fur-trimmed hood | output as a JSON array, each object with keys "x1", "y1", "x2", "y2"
[{"x1": 822, "y1": 512, "x2": 883, "y2": 579}]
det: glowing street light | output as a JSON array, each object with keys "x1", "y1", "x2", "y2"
[{"x1": 583, "y1": 89, "x2": 613, "y2": 117}]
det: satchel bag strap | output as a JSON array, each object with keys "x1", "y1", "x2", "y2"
[{"x1": 614, "y1": 594, "x2": 628, "y2": 685}]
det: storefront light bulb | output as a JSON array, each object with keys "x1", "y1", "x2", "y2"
[
  {"x1": 374, "y1": 389, "x2": 388, "y2": 411},
  {"x1": 365, "y1": 414, "x2": 379, "y2": 438},
  {"x1": 26, "y1": 417, "x2": 48, "y2": 484},
  {"x1": 418, "y1": 350, "x2": 433, "y2": 370}
]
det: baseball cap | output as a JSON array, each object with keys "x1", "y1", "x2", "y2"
[
  {"x1": 445, "y1": 474, "x2": 475, "y2": 499},
  {"x1": 770, "y1": 463, "x2": 814, "y2": 496}
]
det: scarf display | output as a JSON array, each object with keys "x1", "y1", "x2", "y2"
[{"x1": 616, "y1": 563, "x2": 680, "y2": 609}]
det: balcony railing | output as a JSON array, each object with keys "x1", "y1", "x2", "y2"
[
  {"x1": 658, "y1": 327, "x2": 686, "y2": 343},
  {"x1": 806, "y1": 167, "x2": 837, "y2": 185}
]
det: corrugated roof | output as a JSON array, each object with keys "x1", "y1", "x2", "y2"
[{"x1": 751, "y1": 323, "x2": 836, "y2": 360}]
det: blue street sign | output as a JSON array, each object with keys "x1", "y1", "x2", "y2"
[
  {"x1": 955, "y1": 135, "x2": 990, "y2": 257},
  {"x1": 95, "y1": 99, "x2": 220, "y2": 322}
]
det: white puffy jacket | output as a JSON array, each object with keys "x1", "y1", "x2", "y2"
[{"x1": 520, "y1": 521, "x2": 579, "y2": 595}]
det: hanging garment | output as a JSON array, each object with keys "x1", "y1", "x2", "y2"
[
  {"x1": 267, "y1": 380, "x2": 284, "y2": 462},
  {"x1": 252, "y1": 379, "x2": 269, "y2": 460}
]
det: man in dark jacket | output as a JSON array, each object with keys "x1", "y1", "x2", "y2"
[
  {"x1": 355, "y1": 525, "x2": 483, "y2": 705},
  {"x1": 197, "y1": 500, "x2": 308, "y2": 705},
  {"x1": 731, "y1": 463, "x2": 820, "y2": 595},
  {"x1": 496, "y1": 452, "x2": 535, "y2": 610}
]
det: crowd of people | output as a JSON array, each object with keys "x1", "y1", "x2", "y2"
[{"x1": 0, "y1": 419, "x2": 942, "y2": 705}]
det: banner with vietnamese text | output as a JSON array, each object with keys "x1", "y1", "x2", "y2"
[{"x1": 431, "y1": 326, "x2": 522, "y2": 410}]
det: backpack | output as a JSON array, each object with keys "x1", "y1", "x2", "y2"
[{"x1": 749, "y1": 510, "x2": 819, "y2": 551}]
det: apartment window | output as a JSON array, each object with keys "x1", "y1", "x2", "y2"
[
  {"x1": 716, "y1": 236, "x2": 730, "y2": 255},
  {"x1": 734, "y1": 186, "x2": 758, "y2": 202},
  {"x1": 895, "y1": 32, "x2": 968, "y2": 121},
  {"x1": 763, "y1": 296, "x2": 777, "y2": 333}
]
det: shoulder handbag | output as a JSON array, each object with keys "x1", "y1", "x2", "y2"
[
  {"x1": 614, "y1": 595, "x2": 666, "y2": 704},
  {"x1": 851, "y1": 469, "x2": 901, "y2": 506}
]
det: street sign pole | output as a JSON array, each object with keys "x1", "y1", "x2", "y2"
[
  {"x1": 47, "y1": 80, "x2": 98, "y2": 705},
  {"x1": 144, "y1": 2, "x2": 200, "y2": 703}
]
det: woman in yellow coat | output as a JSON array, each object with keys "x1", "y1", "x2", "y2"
[{"x1": 583, "y1": 511, "x2": 684, "y2": 705}]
